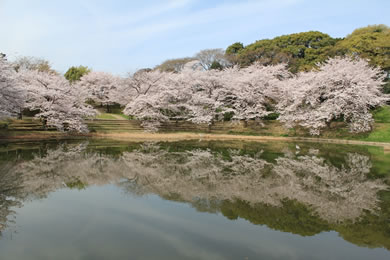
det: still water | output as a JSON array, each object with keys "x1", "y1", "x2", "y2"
[{"x1": 0, "y1": 139, "x2": 390, "y2": 260}]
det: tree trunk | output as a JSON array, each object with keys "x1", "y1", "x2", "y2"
[
  {"x1": 326, "y1": 120, "x2": 332, "y2": 129},
  {"x1": 17, "y1": 108, "x2": 23, "y2": 119},
  {"x1": 208, "y1": 121, "x2": 214, "y2": 132},
  {"x1": 42, "y1": 118, "x2": 47, "y2": 130}
]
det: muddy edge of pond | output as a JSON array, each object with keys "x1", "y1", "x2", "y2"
[
  {"x1": 1, "y1": 131, "x2": 390, "y2": 150},
  {"x1": 93, "y1": 132, "x2": 390, "y2": 149}
]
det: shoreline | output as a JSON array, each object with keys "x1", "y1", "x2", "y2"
[
  {"x1": 1, "y1": 131, "x2": 390, "y2": 149},
  {"x1": 94, "y1": 132, "x2": 390, "y2": 149}
]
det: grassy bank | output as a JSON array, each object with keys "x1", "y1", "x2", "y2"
[
  {"x1": 0, "y1": 117, "x2": 88, "y2": 141},
  {"x1": 1, "y1": 107, "x2": 390, "y2": 144}
]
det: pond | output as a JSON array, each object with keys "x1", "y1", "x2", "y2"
[{"x1": 0, "y1": 139, "x2": 390, "y2": 260}]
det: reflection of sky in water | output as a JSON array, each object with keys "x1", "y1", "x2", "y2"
[
  {"x1": 0, "y1": 185, "x2": 388, "y2": 260},
  {"x1": 1, "y1": 140, "x2": 390, "y2": 259}
]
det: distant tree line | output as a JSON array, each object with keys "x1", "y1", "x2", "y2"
[
  {"x1": 225, "y1": 24, "x2": 390, "y2": 92},
  {"x1": 152, "y1": 25, "x2": 390, "y2": 93}
]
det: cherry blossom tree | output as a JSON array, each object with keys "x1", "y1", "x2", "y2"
[
  {"x1": 123, "y1": 67, "x2": 231, "y2": 130},
  {"x1": 2, "y1": 55, "x2": 97, "y2": 133},
  {"x1": 222, "y1": 63, "x2": 290, "y2": 123},
  {"x1": 123, "y1": 56, "x2": 389, "y2": 133},
  {"x1": 123, "y1": 70, "x2": 191, "y2": 130},
  {"x1": 277, "y1": 57, "x2": 389, "y2": 135},
  {"x1": 77, "y1": 71, "x2": 131, "y2": 111},
  {"x1": 18, "y1": 69, "x2": 96, "y2": 132},
  {"x1": 175, "y1": 63, "x2": 290, "y2": 125},
  {"x1": 0, "y1": 56, "x2": 25, "y2": 119},
  {"x1": 180, "y1": 67, "x2": 227, "y2": 124},
  {"x1": 123, "y1": 62, "x2": 290, "y2": 130}
]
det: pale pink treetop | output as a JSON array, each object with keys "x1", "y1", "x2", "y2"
[
  {"x1": 0, "y1": 57, "x2": 25, "y2": 118},
  {"x1": 123, "y1": 62, "x2": 292, "y2": 130},
  {"x1": 77, "y1": 71, "x2": 131, "y2": 106},
  {"x1": 2, "y1": 55, "x2": 388, "y2": 134},
  {"x1": 277, "y1": 57, "x2": 389, "y2": 135},
  {"x1": 18, "y1": 69, "x2": 96, "y2": 132}
]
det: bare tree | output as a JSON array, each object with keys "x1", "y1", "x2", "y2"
[
  {"x1": 195, "y1": 48, "x2": 229, "y2": 70},
  {"x1": 13, "y1": 56, "x2": 57, "y2": 74},
  {"x1": 155, "y1": 57, "x2": 197, "y2": 73}
]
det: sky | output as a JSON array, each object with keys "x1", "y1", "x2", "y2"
[{"x1": 0, "y1": 0, "x2": 389, "y2": 75}]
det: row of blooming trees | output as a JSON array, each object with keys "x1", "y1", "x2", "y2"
[
  {"x1": 0, "y1": 55, "x2": 388, "y2": 134},
  {"x1": 121, "y1": 57, "x2": 389, "y2": 134},
  {"x1": 0, "y1": 56, "x2": 95, "y2": 132}
]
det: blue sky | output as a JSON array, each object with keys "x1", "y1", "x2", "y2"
[{"x1": 0, "y1": 0, "x2": 389, "y2": 75}]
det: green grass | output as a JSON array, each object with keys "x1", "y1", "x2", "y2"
[
  {"x1": 365, "y1": 146, "x2": 390, "y2": 178},
  {"x1": 348, "y1": 106, "x2": 390, "y2": 142},
  {"x1": 358, "y1": 123, "x2": 390, "y2": 143},
  {"x1": 2, "y1": 105, "x2": 390, "y2": 143},
  {"x1": 95, "y1": 113, "x2": 131, "y2": 120},
  {"x1": 95, "y1": 113, "x2": 119, "y2": 120},
  {"x1": 0, "y1": 121, "x2": 8, "y2": 129},
  {"x1": 373, "y1": 106, "x2": 390, "y2": 123},
  {"x1": 118, "y1": 114, "x2": 131, "y2": 120}
]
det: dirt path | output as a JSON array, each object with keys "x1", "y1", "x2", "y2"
[
  {"x1": 94, "y1": 132, "x2": 390, "y2": 149},
  {"x1": 109, "y1": 114, "x2": 125, "y2": 120}
]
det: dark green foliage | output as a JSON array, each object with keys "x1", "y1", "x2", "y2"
[
  {"x1": 332, "y1": 25, "x2": 390, "y2": 74},
  {"x1": 226, "y1": 42, "x2": 244, "y2": 55},
  {"x1": 233, "y1": 31, "x2": 339, "y2": 72},
  {"x1": 223, "y1": 111, "x2": 234, "y2": 121},
  {"x1": 64, "y1": 65, "x2": 91, "y2": 83},
  {"x1": 229, "y1": 25, "x2": 390, "y2": 77},
  {"x1": 0, "y1": 122, "x2": 8, "y2": 129},
  {"x1": 210, "y1": 61, "x2": 223, "y2": 70},
  {"x1": 263, "y1": 112, "x2": 279, "y2": 120},
  {"x1": 383, "y1": 80, "x2": 390, "y2": 94}
]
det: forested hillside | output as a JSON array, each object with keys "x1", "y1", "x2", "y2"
[{"x1": 226, "y1": 25, "x2": 390, "y2": 92}]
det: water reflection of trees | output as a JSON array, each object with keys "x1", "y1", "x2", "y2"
[
  {"x1": 0, "y1": 142, "x2": 389, "y2": 248},
  {"x1": 0, "y1": 163, "x2": 22, "y2": 234},
  {"x1": 120, "y1": 145, "x2": 387, "y2": 223}
]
